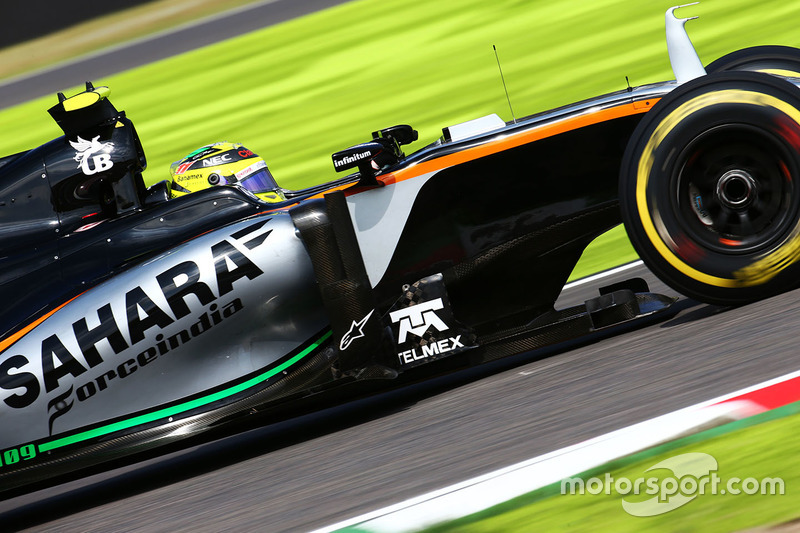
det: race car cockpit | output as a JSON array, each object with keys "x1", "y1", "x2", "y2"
[
  {"x1": 166, "y1": 124, "x2": 420, "y2": 204},
  {"x1": 0, "y1": 84, "x2": 262, "y2": 337}
]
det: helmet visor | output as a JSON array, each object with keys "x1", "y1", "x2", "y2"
[{"x1": 237, "y1": 167, "x2": 279, "y2": 194}]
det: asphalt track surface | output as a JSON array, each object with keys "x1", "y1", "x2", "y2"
[
  {"x1": 3, "y1": 262, "x2": 800, "y2": 531},
  {"x1": 0, "y1": 0, "x2": 352, "y2": 110}
]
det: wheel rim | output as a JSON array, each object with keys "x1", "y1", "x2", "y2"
[{"x1": 673, "y1": 124, "x2": 798, "y2": 254}]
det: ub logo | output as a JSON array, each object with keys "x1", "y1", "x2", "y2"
[{"x1": 70, "y1": 136, "x2": 114, "y2": 175}]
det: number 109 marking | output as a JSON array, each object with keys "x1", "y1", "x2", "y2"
[{"x1": 1, "y1": 444, "x2": 36, "y2": 466}]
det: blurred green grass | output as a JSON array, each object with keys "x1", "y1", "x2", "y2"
[
  {"x1": 424, "y1": 407, "x2": 800, "y2": 532},
  {"x1": 2, "y1": 0, "x2": 799, "y2": 278}
]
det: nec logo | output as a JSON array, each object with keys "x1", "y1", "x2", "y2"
[
  {"x1": 389, "y1": 299, "x2": 449, "y2": 344},
  {"x1": 203, "y1": 154, "x2": 232, "y2": 166}
]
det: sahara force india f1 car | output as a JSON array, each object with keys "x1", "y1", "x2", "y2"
[{"x1": 4, "y1": 6, "x2": 800, "y2": 495}]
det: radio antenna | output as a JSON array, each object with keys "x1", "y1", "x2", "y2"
[{"x1": 493, "y1": 45, "x2": 517, "y2": 124}]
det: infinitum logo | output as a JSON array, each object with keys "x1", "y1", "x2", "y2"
[
  {"x1": 561, "y1": 452, "x2": 785, "y2": 517},
  {"x1": 334, "y1": 151, "x2": 372, "y2": 168}
]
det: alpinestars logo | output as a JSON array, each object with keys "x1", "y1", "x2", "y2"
[
  {"x1": 70, "y1": 136, "x2": 114, "y2": 175},
  {"x1": 389, "y1": 299, "x2": 448, "y2": 344},
  {"x1": 339, "y1": 309, "x2": 375, "y2": 351}
]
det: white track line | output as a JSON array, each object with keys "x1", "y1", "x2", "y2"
[{"x1": 311, "y1": 369, "x2": 800, "y2": 533}]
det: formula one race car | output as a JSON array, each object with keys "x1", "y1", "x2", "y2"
[{"x1": 3, "y1": 6, "x2": 800, "y2": 495}]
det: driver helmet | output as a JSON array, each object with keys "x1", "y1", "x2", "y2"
[{"x1": 169, "y1": 142, "x2": 286, "y2": 203}]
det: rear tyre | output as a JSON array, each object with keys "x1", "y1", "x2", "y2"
[
  {"x1": 706, "y1": 45, "x2": 800, "y2": 77},
  {"x1": 620, "y1": 71, "x2": 800, "y2": 305}
]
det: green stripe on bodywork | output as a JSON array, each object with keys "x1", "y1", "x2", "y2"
[{"x1": 39, "y1": 330, "x2": 332, "y2": 452}]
